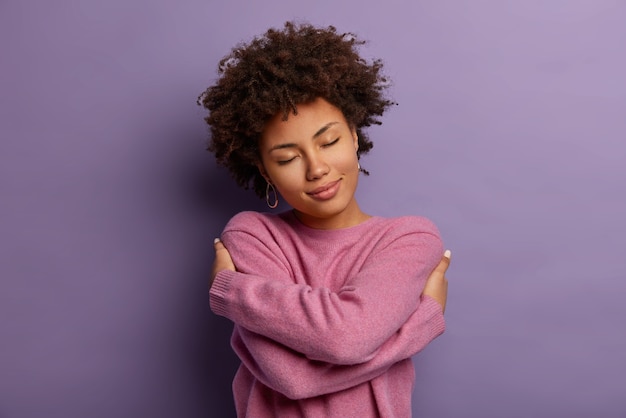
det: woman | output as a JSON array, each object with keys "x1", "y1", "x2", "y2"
[{"x1": 200, "y1": 22, "x2": 451, "y2": 418}]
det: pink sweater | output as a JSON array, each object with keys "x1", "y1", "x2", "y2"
[{"x1": 210, "y1": 211, "x2": 445, "y2": 418}]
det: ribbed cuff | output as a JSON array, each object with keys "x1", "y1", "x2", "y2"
[
  {"x1": 420, "y1": 295, "x2": 446, "y2": 338},
  {"x1": 209, "y1": 270, "x2": 237, "y2": 317}
]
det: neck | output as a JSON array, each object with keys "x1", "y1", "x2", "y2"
[{"x1": 293, "y1": 201, "x2": 370, "y2": 230}]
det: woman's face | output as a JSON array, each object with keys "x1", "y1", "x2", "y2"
[{"x1": 258, "y1": 98, "x2": 366, "y2": 229}]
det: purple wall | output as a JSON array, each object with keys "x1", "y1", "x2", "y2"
[{"x1": 1, "y1": 0, "x2": 625, "y2": 417}]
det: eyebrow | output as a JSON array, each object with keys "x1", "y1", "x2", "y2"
[
  {"x1": 313, "y1": 121, "x2": 339, "y2": 139},
  {"x1": 268, "y1": 122, "x2": 339, "y2": 153}
]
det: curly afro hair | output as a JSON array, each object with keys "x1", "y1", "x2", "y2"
[{"x1": 198, "y1": 21, "x2": 395, "y2": 198}]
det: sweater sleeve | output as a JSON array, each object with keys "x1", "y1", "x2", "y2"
[
  {"x1": 210, "y1": 213, "x2": 444, "y2": 365},
  {"x1": 228, "y1": 295, "x2": 445, "y2": 400}
]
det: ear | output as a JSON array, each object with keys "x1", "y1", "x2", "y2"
[
  {"x1": 351, "y1": 127, "x2": 359, "y2": 152},
  {"x1": 256, "y1": 162, "x2": 271, "y2": 184}
]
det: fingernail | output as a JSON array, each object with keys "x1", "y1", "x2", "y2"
[
  {"x1": 444, "y1": 250, "x2": 451, "y2": 258},
  {"x1": 214, "y1": 238, "x2": 221, "y2": 244}
]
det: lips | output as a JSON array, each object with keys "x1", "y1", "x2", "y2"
[{"x1": 306, "y1": 179, "x2": 341, "y2": 200}]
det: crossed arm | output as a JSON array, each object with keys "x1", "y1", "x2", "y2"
[
  {"x1": 209, "y1": 231, "x2": 450, "y2": 399},
  {"x1": 229, "y1": 293, "x2": 445, "y2": 399}
]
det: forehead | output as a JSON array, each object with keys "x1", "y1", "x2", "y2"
[{"x1": 261, "y1": 98, "x2": 346, "y2": 142}]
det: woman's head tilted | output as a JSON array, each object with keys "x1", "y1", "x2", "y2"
[{"x1": 198, "y1": 21, "x2": 394, "y2": 202}]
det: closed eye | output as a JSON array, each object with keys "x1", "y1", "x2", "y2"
[
  {"x1": 277, "y1": 157, "x2": 296, "y2": 165},
  {"x1": 322, "y1": 137, "x2": 340, "y2": 148}
]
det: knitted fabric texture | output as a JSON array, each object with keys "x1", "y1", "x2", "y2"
[{"x1": 210, "y1": 211, "x2": 446, "y2": 418}]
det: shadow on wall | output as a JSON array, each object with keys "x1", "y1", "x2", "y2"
[{"x1": 178, "y1": 142, "x2": 273, "y2": 417}]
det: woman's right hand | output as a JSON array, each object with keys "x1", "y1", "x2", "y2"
[
  {"x1": 210, "y1": 238, "x2": 235, "y2": 289},
  {"x1": 422, "y1": 250, "x2": 451, "y2": 313}
]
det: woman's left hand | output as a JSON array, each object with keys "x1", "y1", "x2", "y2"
[
  {"x1": 422, "y1": 250, "x2": 450, "y2": 313},
  {"x1": 210, "y1": 238, "x2": 235, "y2": 289}
]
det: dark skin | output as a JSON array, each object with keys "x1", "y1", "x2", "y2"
[
  {"x1": 209, "y1": 98, "x2": 451, "y2": 311},
  {"x1": 211, "y1": 239, "x2": 450, "y2": 314}
]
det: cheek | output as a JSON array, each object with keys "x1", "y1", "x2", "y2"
[
  {"x1": 267, "y1": 166, "x2": 302, "y2": 194},
  {"x1": 334, "y1": 149, "x2": 359, "y2": 172}
]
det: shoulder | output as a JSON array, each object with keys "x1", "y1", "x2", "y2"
[
  {"x1": 369, "y1": 216, "x2": 444, "y2": 264},
  {"x1": 367, "y1": 215, "x2": 443, "y2": 256},
  {"x1": 219, "y1": 212, "x2": 295, "y2": 268},
  {"x1": 377, "y1": 215, "x2": 441, "y2": 240},
  {"x1": 223, "y1": 210, "x2": 290, "y2": 236}
]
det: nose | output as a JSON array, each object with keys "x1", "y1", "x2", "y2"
[{"x1": 306, "y1": 153, "x2": 329, "y2": 181}]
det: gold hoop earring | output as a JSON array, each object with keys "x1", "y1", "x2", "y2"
[{"x1": 266, "y1": 182, "x2": 278, "y2": 209}]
